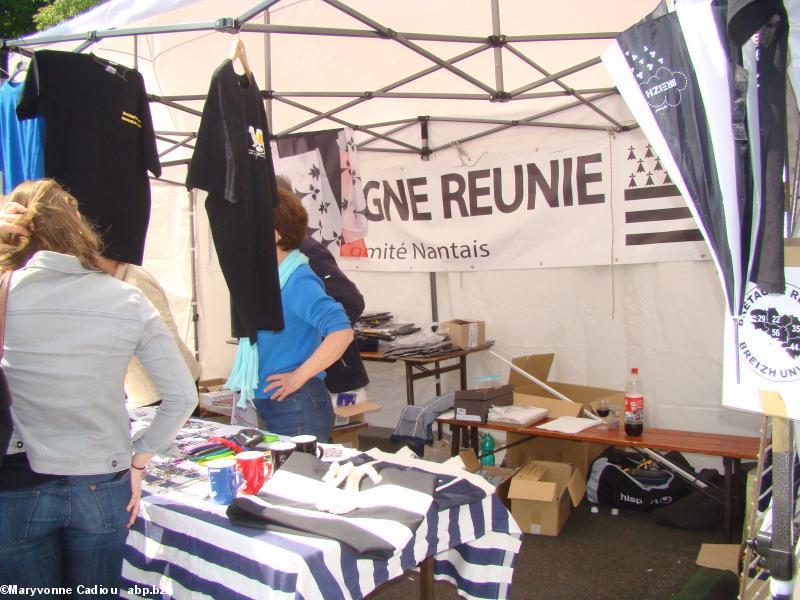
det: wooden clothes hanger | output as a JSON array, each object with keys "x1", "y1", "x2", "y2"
[{"x1": 229, "y1": 36, "x2": 252, "y2": 79}]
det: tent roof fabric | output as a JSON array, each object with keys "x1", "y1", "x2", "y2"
[{"x1": 3, "y1": 0, "x2": 659, "y2": 165}]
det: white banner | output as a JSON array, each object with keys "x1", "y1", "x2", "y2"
[{"x1": 336, "y1": 130, "x2": 708, "y2": 272}]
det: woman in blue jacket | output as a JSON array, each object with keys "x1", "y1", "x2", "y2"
[{"x1": 253, "y1": 185, "x2": 354, "y2": 441}]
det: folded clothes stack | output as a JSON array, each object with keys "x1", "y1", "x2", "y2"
[
  {"x1": 487, "y1": 404, "x2": 549, "y2": 426},
  {"x1": 380, "y1": 330, "x2": 454, "y2": 358}
]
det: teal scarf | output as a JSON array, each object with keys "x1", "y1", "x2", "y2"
[{"x1": 226, "y1": 250, "x2": 309, "y2": 405}]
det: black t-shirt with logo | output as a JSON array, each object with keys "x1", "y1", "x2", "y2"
[
  {"x1": 186, "y1": 60, "x2": 283, "y2": 340},
  {"x1": 17, "y1": 50, "x2": 160, "y2": 265}
]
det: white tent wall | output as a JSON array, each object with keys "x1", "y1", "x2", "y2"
[
  {"x1": 141, "y1": 183, "x2": 196, "y2": 352},
  {"x1": 9, "y1": 0, "x2": 763, "y2": 453}
]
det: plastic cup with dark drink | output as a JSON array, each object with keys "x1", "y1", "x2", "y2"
[{"x1": 596, "y1": 397, "x2": 610, "y2": 429}]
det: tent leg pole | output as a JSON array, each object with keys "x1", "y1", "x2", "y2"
[
  {"x1": 188, "y1": 190, "x2": 200, "y2": 364},
  {"x1": 264, "y1": 9, "x2": 273, "y2": 127}
]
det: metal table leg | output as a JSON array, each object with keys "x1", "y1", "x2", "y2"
[
  {"x1": 405, "y1": 361, "x2": 415, "y2": 405},
  {"x1": 450, "y1": 424, "x2": 461, "y2": 456},
  {"x1": 724, "y1": 456, "x2": 733, "y2": 542}
]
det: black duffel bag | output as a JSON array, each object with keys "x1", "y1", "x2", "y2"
[{"x1": 587, "y1": 449, "x2": 694, "y2": 511}]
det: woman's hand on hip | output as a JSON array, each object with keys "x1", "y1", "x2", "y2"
[
  {"x1": 126, "y1": 453, "x2": 152, "y2": 528},
  {"x1": 264, "y1": 370, "x2": 307, "y2": 401}
]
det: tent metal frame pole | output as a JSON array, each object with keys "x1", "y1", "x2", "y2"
[
  {"x1": 237, "y1": 0, "x2": 282, "y2": 25},
  {"x1": 321, "y1": 0, "x2": 497, "y2": 95},
  {"x1": 490, "y1": 0, "x2": 504, "y2": 94},
  {"x1": 151, "y1": 95, "x2": 206, "y2": 101},
  {"x1": 4, "y1": 18, "x2": 618, "y2": 48},
  {"x1": 506, "y1": 32, "x2": 618, "y2": 42},
  {"x1": 271, "y1": 88, "x2": 611, "y2": 100},
  {"x1": 241, "y1": 22, "x2": 488, "y2": 44},
  {"x1": 427, "y1": 91, "x2": 620, "y2": 152},
  {"x1": 509, "y1": 56, "x2": 603, "y2": 97},
  {"x1": 187, "y1": 190, "x2": 201, "y2": 364},
  {"x1": 431, "y1": 117, "x2": 611, "y2": 131},
  {"x1": 277, "y1": 43, "x2": 489, "y2": 135},
  {"x1": 504, "y1": 43, "x2": 624, "y2": 129},
  {"x1": 73, "y1": 38, "x2": 95, "y2": 53},
  {"x1": 157, "y1": 134, "x2": 196, "y2": 158},
  {"x1": 357, "y1": 148, "x2": 419, "y2": 154},
  {"x1": 522, "y1": 90, "x2": 618, "y2": 122},
  {"x1": 271, "y1": 95, "x2": 421, "y2": 153},
  {"x1": 516, "y1": 87, "x2": 616, "y2": 99},
  {"x1": 263, "y1": 9, "x2": 273, "y2": 128},
  {"x1": 154, "y1": 87, "x2": 615, "y2": 102},
  {"x1": 154, "y1": 130, "x2": 197, "y2": 136},
  {"x1": 430, "y1": 114, "x2": 612, "y2": 127},
  {"x1": 148, "y1": 94, "x2": 203, "y2": 117},
  {"x1": 276, "y1": 91, "x2": 493, "y2": 99},
  {"x1": 358, "y1": 121, "x2": 418, "y2": 149},
  {"x1": 360, "y1": 117, "x2": 418, "y2": 129},
  {"x1": 4, "y1": 21, "x2": 221, "y2": 47},
  {"x1": 160, "y1": 158, "x2": 191, "y2": 168}
]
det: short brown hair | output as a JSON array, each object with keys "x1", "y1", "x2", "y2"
[
  {"x1": 0, "y1": 179, "x2": 103, "y2": 271},
  {"x1": 273, "y1": 184, "x2": 308, "y2": 251}
]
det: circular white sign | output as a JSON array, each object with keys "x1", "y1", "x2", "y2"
[{"x1": 737, "y1": 283, "x2": 800, "y2": 383}]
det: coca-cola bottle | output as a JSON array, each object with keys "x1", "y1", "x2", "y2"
[{"x1": 624, "y1": 367, "x2": 644, "y2": 436}]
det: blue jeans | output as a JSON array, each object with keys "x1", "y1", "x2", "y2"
[
  {"x1": 254, "y1": 377, "x2": 334, "y2": 441},
  {"x1": 0, "y1": 470, "x2": 131, "y2": 599}
]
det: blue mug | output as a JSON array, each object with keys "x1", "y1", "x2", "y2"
[{"x1": 206, "y1": 457, "x2": 243, "y2": 504}]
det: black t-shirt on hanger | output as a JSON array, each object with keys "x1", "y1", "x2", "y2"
[
  {"x1": 17, "y1": 50, "x2": 161, "y2": 265},
  {"x1": 187, "y1": 60, "x2": 283, "y2": 341}
]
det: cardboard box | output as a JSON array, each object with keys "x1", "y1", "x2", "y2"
[
  {"x1": 460, "y1": 448, "x2": 520, "y2": 508},
  {"x1": 330, "y1": 401, "x2": 381, "y2": 447},
  {"x1": 508, "y1": 460, "x2": 586, "y2": 536},
  {"x1": 198, "y1": 377, "x2": 227, "y2": 393},
  {"x1": 454, "y1": 384, "x2": 514, "y2": 423},
  {"x1": 696, "y1": 544, "x2": 741, "y2": 575},
  {"x1": 332, "y1": 400, "x2": 380, "y2": 428},
  {"x1": 441, "y1": 319, "x2": 486, "y2": 349},
  {"x1": 505, "y1": 354, "x2": 624, "y2": 476},
  {"x1": 423, "y1": 438, "x2": 452, "y2": 462},
  {"x1": 330, "y1": 421, "x2": 368, "y2": 448}
]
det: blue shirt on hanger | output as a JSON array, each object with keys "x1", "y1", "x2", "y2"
[{"x1": 0, "y1": 80, "x2": 44, "y2": 193}]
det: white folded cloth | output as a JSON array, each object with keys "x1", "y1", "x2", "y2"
[
  {"x1": 487, "y1": 405, "x2": 549, "y2": 426},
  {"x1": 535, "y1": 416, "x2": 599, "y2": 434}
]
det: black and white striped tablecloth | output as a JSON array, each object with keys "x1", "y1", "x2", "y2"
[{"x1": 121, "y1": 451, "x2": 521, "y2": 600}]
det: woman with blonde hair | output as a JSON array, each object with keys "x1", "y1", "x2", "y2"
[{"x1": 0, "y1": 179, "x2": 197, "y2": 596}]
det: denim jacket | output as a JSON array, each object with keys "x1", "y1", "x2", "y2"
[{"x1": 3, "y1": 251, "x2": 197, "y2": 475}]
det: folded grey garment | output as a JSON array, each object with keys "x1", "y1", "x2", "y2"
[
  {"x1": 227, "y1": 452, "x2": 437, "y2": 560},
  {"x1": 382, "y1": 343, "x2": 456, "y2": 358},
  {"x1": 382, "y1": 330, "x2": 447, "y2": 350}
]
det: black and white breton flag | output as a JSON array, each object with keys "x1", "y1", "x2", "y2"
[
  {"x1": 603, "y1": 1, "x2": 750, "y2": 317},
  {"x1": 623, "y1": 142, "x2": 703, "y2": 247},
  {"x1": 227, "y1": 452, "x2": 485, "y2": 560}
]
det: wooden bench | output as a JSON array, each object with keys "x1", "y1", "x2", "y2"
[{"x1": 437, "y1": 415, "x2": 761, "y2": 540}]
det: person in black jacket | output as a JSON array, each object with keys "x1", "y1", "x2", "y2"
[
  {"x1": 298, "y1": 236, "x2": 369, "y2": 394},
  {"x1": 276, "y1": 178, "x2": 369, "y2": 394}
]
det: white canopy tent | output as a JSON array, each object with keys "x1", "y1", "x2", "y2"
[{"x1": 2, "y1": 0, "x2": 761, "y2": 447}]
